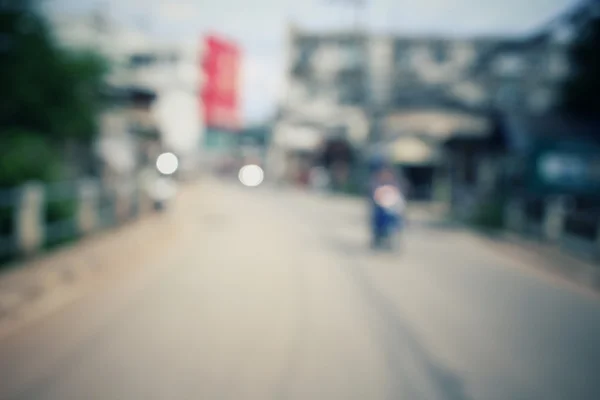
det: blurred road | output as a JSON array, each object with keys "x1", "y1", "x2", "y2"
[{"x1": 1, "y1": 179, "x2": 600, "y2": 400}]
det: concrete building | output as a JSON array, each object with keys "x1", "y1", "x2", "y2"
[
  {"x1": 267, "y1": 25, "x2": 370, "y2": 185},
  {"x1": 271, "y1": 8, "x2": 579, "y2": 196},
  {"x1": 50, "y1": 11, "x2": 203, "y2": 182}
]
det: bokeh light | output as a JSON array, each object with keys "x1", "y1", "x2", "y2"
[
  {"x1": 238, "y1": 164, "x2": 264, "y2": 187},
  {"x1": 156, "y1": 152, "x2": 179, "y2": 175}
]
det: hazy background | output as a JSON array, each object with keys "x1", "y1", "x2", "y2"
[{"x1": 47, "y1": 0, "x2": 577, "y2": 124}]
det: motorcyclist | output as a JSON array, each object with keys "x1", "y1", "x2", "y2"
[
  {"x1": 367, "y1": 156, "x2": 406, "y2": 248},
  {"x1": 367, "y1": 156, "x2": 402, "y2": 197}
]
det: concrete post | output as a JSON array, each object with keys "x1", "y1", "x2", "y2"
[
  {"x1": 77, "y1": 179, "x2": 100, "y2": 235},
  {"x1": 433, "y1": 165, "x2": 451, "y2": 204},
  {"x1": 595, "y1": 222, "x2": 600, "y2": 262},
  {"x1": 136, "y1": 172, "x2": 153, "y2": 216},
  {"x1": 114, "y1": 182, "x2": 133, "y2": 224},
  {"x1": 15, "y1": 183, "x2": 45, "y2": 255},
  {"x1": 477, "y1": 156, "x2": 496, "y2": 196},
  {"x1": 543, "y1": 196, "x2": 567, "y2": 242},
  {"x1": 449, "y1": 154, "x2": 464, "y2": 212},
  {"x1": 505, "y1": 197, "x2": 525, "y2": 232}
]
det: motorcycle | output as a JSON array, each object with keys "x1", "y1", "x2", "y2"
[
  {"x1": 371, "y1": 184, "x2": 406, "y2": 250},
  {"x1": 149, "y1": 176, "x2": 177, "y2": 212}
]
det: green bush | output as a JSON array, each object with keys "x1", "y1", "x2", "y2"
[
  {"x1": 45, "y1": 199, "x2": 77, "y2": 224},
  {"x1": 0, "y1": 130, "x2": 63, "y2": 188},
  {"x1": 469, "y1": 197, "x2": 506, "y2": 230},
  {"x1": 44, "y1": 199, "x2": 79, "y2": 249}
]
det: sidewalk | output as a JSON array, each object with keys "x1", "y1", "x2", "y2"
[
  {"x1": 413, "y1": 207, "x2": 600, "y2": 296},
  {"x1": 0, "y1": 196, "x2": 182, "y2": 340},
  {"x1": 472, "y1": 230, "x2": 600, "y2": 294},
  {"x1": 286, "y1": 191, "x2": 600, "y2": 296}
]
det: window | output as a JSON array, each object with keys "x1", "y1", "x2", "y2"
[
  {"x1": 529, "y1": 89, "x2": 553, "y2": 113},
  {"x1": 295, "y1": 39, "x2": 317, "y2": 65},
  {"x1": 432, "y1": 43, "x2": 448, "y2": 64},
  {"x1": 313, "y1": 44, "x2": 342, "y2": 75},
  {"x1": 393, "y1": 41, "x2": 410, "y2": 68},
  {"x1": 547, "y1": 53, "x2": 568, "y2": 79},
  {"x1": 340, "y1": 45, "x2": 362, "y2": 69},
  {"x1": 299, "y1": 47, "x2": 312, "y2": 64},
  {"x1": 451, "y1": 82, "x2": 486, "y2": 105},
  {"x1": 128, "y1": 53, "x2": 157, "y2": 68},
  {"x1": 338, "y1": 87, "x2": 364, "y2": 105},
  {"x1": 292, "y1": 45, "x2": 315, "y2": 77},
  {"x1": 496, "y1": 84, "x2": 520, "y2": 109},
  {"x1": 494, "y1": 54, "x2": 525, "y2": 77}
]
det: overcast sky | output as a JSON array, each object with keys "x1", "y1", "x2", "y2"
[{"x1": 47, "y1": 0, "x2": 577, "y2": 124}]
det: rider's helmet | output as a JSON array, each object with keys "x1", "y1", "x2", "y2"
[{"x1": 368, "y1": 153, "x2": 390, "y2": 174}]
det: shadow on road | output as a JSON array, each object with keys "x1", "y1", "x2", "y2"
[{"x1": 326, "y1": 234, "x2": 472, "y2": 400}]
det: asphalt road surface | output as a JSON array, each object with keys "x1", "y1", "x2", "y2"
[{"x1": 1, "y1": 179, "x2": 600, "y2": 400}]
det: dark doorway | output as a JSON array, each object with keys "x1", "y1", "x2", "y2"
[
  {"x1": 400, "y1": 166, "x2": 435, "y2": 200},
  {"x1": 318, "y1": 138, "x2": 356, "y2": 192}
]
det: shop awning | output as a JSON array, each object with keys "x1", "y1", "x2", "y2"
[
  {"x1": 384, "y1": 110, "x2": 490, "y2": 141},
  {"x1": 388, "y1": 136, "x2": 442, "y2": 166},
  {"x1": 272, "y1": 124, "x2": 323, "y2": 152}
]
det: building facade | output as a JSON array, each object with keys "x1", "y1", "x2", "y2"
[
  {"x1": 272, "y1": 10, "x2": 577, "y2": 195},
  {"x1": 51, "y1": 11, "x2": 203, "y2": 182}
]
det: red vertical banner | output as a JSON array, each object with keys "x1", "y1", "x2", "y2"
[{"x1": 201, "y1": 35, "x2": 240, "y2": 131}]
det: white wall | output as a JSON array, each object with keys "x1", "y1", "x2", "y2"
[{"x1": 51, "y1": 13, "x2": 204, "y2": 168}]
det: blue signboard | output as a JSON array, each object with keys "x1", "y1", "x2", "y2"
[{"x1": 531, "y1": 139, "x2": 600, "y2": 195}]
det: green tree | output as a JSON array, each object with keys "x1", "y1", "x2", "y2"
[
  {"x1": 560, "y1": 15, "x2": 600, "y2": 117},
  {"x1": 0, "y1": 130, "x2": 62, "y2": 186},
  {"x1": 0, "y1": 0, "x2": 108, "y2": 187}
]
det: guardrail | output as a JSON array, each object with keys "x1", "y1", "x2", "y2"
[
  {"x1": 505, "y1": 197, "x2": 600, "y2": 262},
  {"x1": 0, "y1": 179, "x2": 154, "y2": 265}
]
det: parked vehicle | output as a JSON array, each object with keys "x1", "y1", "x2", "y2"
[{"x1": 150, "y1": 176, "x2": 177, "y2": 211}]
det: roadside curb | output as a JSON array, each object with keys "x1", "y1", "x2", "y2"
[
  {"x1": 403, "y1": 205, "x2": 600, "y2": 296},
  {"x1": 0, "y1": 254, "x2": 95, "y2": 328},
  {"x1": 431, "y1": 215, "x2": 600, "y2": 296},
  {"x1": 476, "y1": 230, "x2": 600, "y2": 294}
]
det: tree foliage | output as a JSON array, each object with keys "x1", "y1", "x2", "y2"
[
  {"x1": 0, "y1": 129, "x2": 63, "y2": 187},
  {"x1": 0, "y1": 0, "x2": 108, "y2": 187},
  {"x1": 560, "y1": 15, "x2": 600, "y2": 117}
]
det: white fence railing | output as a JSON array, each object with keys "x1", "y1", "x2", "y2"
[
  {"x1": 0, "y1": 179, "x2": 154, "y2": 263},
  {"x1": 505, "y1": 197, "x2": 600, "y2": 263}
]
